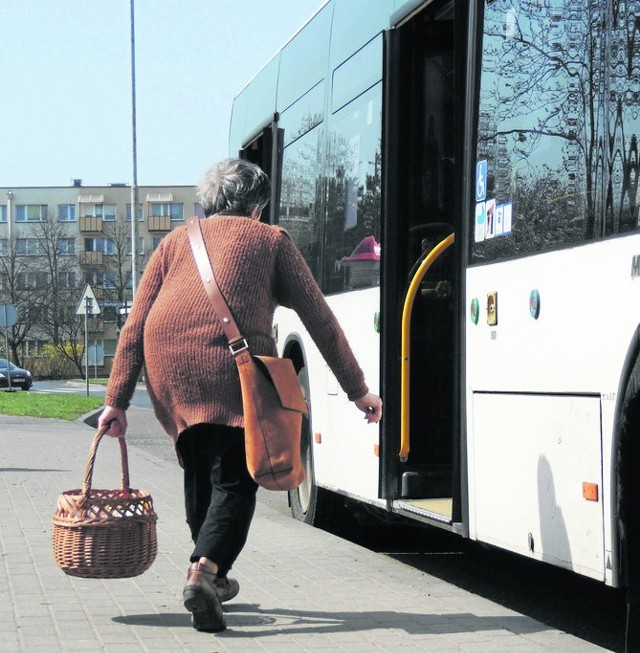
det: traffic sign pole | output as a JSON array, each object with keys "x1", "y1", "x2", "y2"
[
  {"x1": 2, "y1": 305, "x2": 11, "y2": 391},
  {"x1": 85, "y1": 296, "x2": 90, "y2": 397}
]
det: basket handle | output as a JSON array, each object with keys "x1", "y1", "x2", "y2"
[{"x1": 80, "y1": 425, "x2": 131, "y2": 504}]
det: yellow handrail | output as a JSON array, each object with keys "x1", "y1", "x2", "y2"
[{"x1": 399, "y1": 232, "x2": 455, "y2": 462}]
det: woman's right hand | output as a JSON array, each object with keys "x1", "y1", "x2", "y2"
[
  {"x1": 354, "y1": 392, "x2": 383, "y2": 424},
  {"x1": 98, "y1": 405, "x2": 128, "y2": 438}
]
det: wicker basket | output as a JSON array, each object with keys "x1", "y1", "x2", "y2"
[{"x1": 52, "y1": 425, "x2": 158, "y2": 579}]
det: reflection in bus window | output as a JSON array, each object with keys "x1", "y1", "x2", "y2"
[
  {"x1": 324, "y1": 84, "x2": 382, "y2": 294},
  {"x1": 472, "y1": 1, "x2": 640, "y2": 263},
  {"x1": 338, "y1": 234, "x2": 381, "y2": 289},
  {"x1": 279, "y1": 127, "x2": 322, "y2": 280}
]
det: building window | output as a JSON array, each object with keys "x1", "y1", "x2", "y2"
[
  {"x1": 17, "y1": 272, "x2": 48, "y2": 290},
  {"x1": 84, "y1": 271, "x2": 120, "y2": 289},
  {"x1": 58, "y1": 204, "x2": 76, "y2": 222},
  {"x1": 151, "y1": 236, "x2": 163, "y2": 251},
  {"x1": 126, "y1": 203, "x2": 144, "y2": 221},
  {"x1": 85, "y1": 271, "x2": 102, "y2": 287},
  {"x1": 85, "y1": 237, "x2": 116, "y2": 254},
  {"x1": 193, "y1": 203, "x2": 205, "y2": 218},
  {"x1": 150, "y1": 202, "x2": 184, "y2": 221},
  {"x1": 81, "y1": 203, "x2": 117, "y2": 220},
  {"x1": 0, "y1": 239, "x2": 7, "y2": 256},
  {"x1": 103, "y1": 339, "x2": 117, "y2": 356},
  {"x1": 16, "y1": 238, "x2": 42, "y2": 255},
  {"x1": 57, "y1": 238, "x2": 76, "y2": 255},
  {"x1": 0, "y1": 205, "x2": 6, "y2": 223},
  {"x1": 58, "y1": 271, "x2": 76, "y2": 288},
  {"x1": 16, "y1": 204, "x2": 47, "y2": 222},
  {"x1": 127, "y1": 236, "x2": 145, "y2": 255},
  {"x1": 24, "y1": 340, "x2": 48, "y2": 357},
  {"x1": 104, "y1": 271, "x2": 119, "y2": 289}
]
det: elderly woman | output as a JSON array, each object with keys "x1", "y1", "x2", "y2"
[{"x1": 99, "y1": 158, "x2": 382, "y2": 633}]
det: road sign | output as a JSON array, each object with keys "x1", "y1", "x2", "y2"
[
  {"x1": 84, "y1": 344, "x2": 104, "y2": 365},
  {"x1": 118, "y1": 305, "x2": 132, "y2": 315},
  {"x1": 75, "y1": 285, "x2": 101, "y2": 315},
  {"x1": 0, "y1": 304, "x2": 18, "y2": 328}
]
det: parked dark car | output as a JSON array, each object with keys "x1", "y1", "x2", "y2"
[{"x1": 0, "y1": 359, "x2": 33, "y2": 390}]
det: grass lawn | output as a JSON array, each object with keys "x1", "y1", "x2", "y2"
[{"x1": 0, "y1": 391, "x2": 104, "y2": 421}]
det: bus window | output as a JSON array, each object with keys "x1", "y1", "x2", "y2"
[
  {"x1": 472, "y1": 1, "x2": 640, "y2": 263},
  {"x1": 324, "y1": 84, "x2": 382, "y2": 294},
  {"x1": 279, "y1": 126, "x2": 323, "y2": 280}
]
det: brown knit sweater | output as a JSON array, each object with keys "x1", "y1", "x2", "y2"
[{"x1": 105, "y1": 215, "x2": 368, "y2": 442}]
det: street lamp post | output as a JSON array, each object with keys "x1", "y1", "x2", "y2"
[
  {"x1": 130, "y1": 0, "x2": 139, "y2": 298},
  {"x1": 6, "y1": 191, "x2": 13, "y2": 241}
]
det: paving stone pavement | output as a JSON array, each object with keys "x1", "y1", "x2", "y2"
[{"x1": 0, "y1": 411, "x2": 611, "y2": 652}]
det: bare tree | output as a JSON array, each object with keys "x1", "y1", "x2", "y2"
[
  {"x1": 31, "y1": 216, "x2": 85, "y2": 375},
  {"x1": 0, "y1": 235, "x2": 46, "y2": 366},
  {"x1": 101, "y1": 218, "x2": 133, "y2": 305}
]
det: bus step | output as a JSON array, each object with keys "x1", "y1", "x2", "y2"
[{"x1": 401, "y1": 466, "x2": 451, "y2": 499}]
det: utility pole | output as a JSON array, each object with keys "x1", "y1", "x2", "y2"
[
  {"x1": 130, "y1": 0, "x2": 139, "y2": 297},
  {"x1": 84, "y1": 296, "x2": 92, "y2": 397}
]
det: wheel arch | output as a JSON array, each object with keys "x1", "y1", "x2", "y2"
[
  {"x1": 611, "y1": 323, "x2": 640, "y2": 589},
  {"x1": 282, "y1": 332, "x2": 308, "y2": 377}
]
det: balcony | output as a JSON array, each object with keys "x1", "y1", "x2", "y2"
[
  {"x1": 147, "y1": 215, "x2": 171, "y2": 232},
  {"x1": 79, "y1": 251, "x2": 103, "y2": 266},
  {"x1": 79, "y1": 217, "x2": 103, "y2": 233}
]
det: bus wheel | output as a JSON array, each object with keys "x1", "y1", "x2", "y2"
[
  {"x1": 289, "y1": 410, "x2": 318, "y2": 523},
  {"x1": 288, "y1": 423, "x2": 336, "y2": 529},
  {"x1": 618, "y1": 386, "x2": 640, "y2": 652},
  {"x1": 289, "y1": 366, "x2": 329, "y2": 527}
]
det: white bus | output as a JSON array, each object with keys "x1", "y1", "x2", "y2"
[{"x1": 230, "y1": 0, "x2": 640, "y2": 645}]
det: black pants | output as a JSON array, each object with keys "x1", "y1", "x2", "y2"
[{"x1": 176, "y1": 423, "x2": 258, "y2": 578}]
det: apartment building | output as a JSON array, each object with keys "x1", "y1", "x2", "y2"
[{"x1": 0, "y1": 182, "x2": 201, "y2": 375}]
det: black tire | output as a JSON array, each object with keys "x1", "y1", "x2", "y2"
[
  {"x1": 288, "y1": 366, "x2": 350, "y2": 532},
  {"x1": 618, "y1": 386, "x2": 640, "y2": 652},
  {"x1": 289, "y1": 366, "x2": 322, "y2": 524}
]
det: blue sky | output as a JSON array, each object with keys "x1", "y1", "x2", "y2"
[{"x1": 1, "y1": 0, "x2": 323, "y2": 188}]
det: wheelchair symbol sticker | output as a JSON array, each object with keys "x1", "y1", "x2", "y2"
[{"x1": 476, "y1": 160, "x2": 487, "y2": 202}]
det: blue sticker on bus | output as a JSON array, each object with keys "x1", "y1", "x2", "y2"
[
  {"x1": 475, "y1": 202, "x2": 486, "y2": 242},
  {"x1": 476, "y1": 160, "x2": 488, "y2": 202}
]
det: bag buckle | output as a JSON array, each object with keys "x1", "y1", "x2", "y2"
[{"x1": 229, "y1": 338, "x2": 249, "y2": 355}]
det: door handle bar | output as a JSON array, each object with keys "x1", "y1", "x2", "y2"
[{"x1": 400, "y1": 232, "x2": 455, "y2": 462}]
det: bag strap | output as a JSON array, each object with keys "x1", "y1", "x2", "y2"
[{"x1": 186, "y1": 216, "x2": 249, "y2": 353}]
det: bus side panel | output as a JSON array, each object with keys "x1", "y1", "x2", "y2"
[
  {"x1": 465, "y1": 237, "x2": 640, "y2": 583},
  {"x1": 471, "y1": 392, "x2": 604, "y2": 580},
  {"x1": 274, "y1": 289, "x2": 383, "y2": 503}
]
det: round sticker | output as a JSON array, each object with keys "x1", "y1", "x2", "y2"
[{"x1": 470, "y1": 297, "x2": 480, "y2": 325}]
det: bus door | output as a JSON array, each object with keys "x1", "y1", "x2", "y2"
[{"x1": 382, "y1": 0, "x2": 468, "y2": 529}]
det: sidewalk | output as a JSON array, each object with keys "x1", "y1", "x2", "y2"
[{"x1": 0, "y1": 411, "x2": 610, "y2": 652}]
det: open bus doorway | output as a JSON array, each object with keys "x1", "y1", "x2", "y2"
[
  {"x1": 238, "y1": 121, "x2": 284, "y2": 225},
  {"x1": 382, "y1": 0, "x2": 465, "y2": 526}
]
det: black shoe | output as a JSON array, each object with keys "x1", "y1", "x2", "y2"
[
  {"x1": 183, "y1": 562, "x2": 226, "y2": 632},
  {"x1": 214, "y1": 576, "x2": 240, "y2": 603}
]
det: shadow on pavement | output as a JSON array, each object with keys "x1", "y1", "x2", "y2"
[{"x1": 114, "y1": 605, "x2": 550, "y2": 637}]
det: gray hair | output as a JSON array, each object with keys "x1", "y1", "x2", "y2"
[{"x1": 197, "y1": 158, "x2": 271, "y2": 218}]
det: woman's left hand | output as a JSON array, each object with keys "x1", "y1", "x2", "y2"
[
  {"x1": 354, "y1": 392, "x2": 383, "y2": 424},
  {"x1": 98, "y1": 405, "x2": 128, "y2": 438}
]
